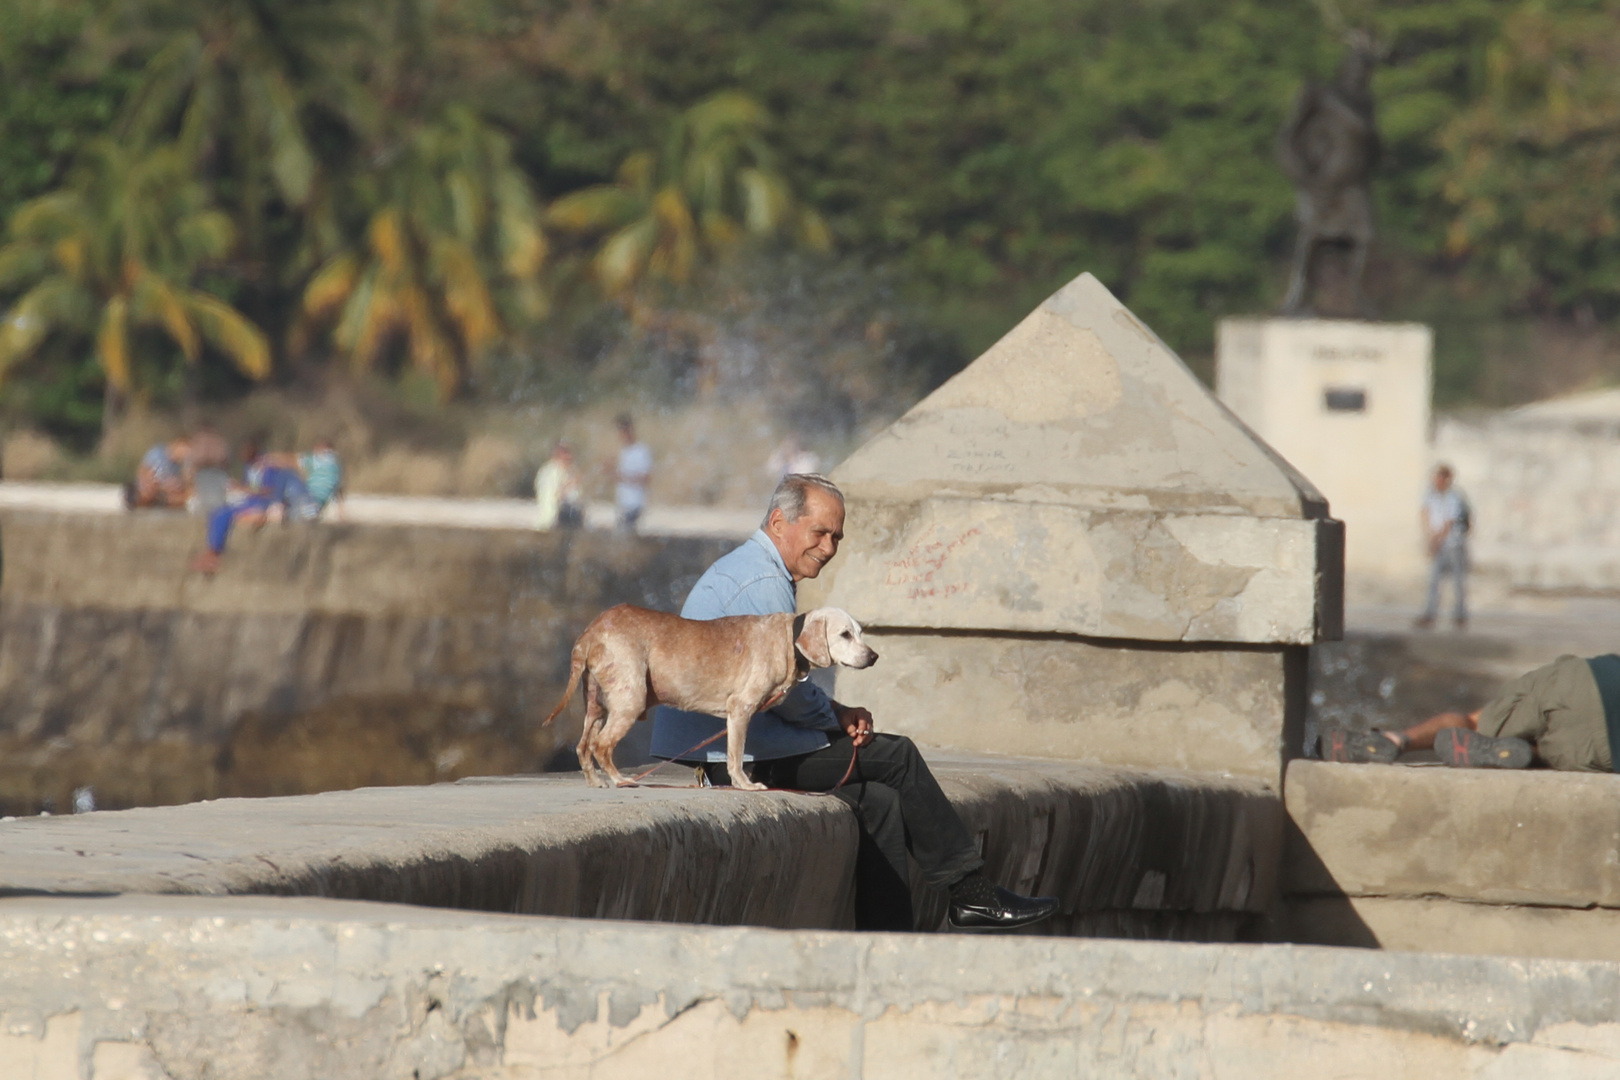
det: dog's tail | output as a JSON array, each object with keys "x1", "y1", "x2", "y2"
[{"x1": 541, "y1": 644, "x2": 587, "y2": 727}]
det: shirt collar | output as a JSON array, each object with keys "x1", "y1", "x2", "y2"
[{"x1": 748, "y1": 529, "x2": 794, "y2": 590}]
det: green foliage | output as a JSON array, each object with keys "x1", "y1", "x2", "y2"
[
  {"x1": 296, "y1": 107, "x2": 549, "y2": 397},
  {"x1": 548, "y1": 92, "x2": 830, "y2": 296},
  {"x1": 0, "y1": 0, "x2": 130, "y2": 227},
  {"x1": 4, "y1": 0, "x2": 1620, "y2": 432},
  {"x1": 0, "y1": 141, "x2": 270, "y2": 409},
  {"x1": 1437, "y1": 1, "x2": 1620, "y2": 313}
]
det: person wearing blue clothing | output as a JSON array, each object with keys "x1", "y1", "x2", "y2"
[
  {"x1": 189, "y1": 442, "x2": 322, "y2": 575},
  {"x1": 651, "y1": 473, "x2": 1058, "y2": 932}
]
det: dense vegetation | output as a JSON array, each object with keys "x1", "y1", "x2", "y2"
[{"x1": 1, "y1": 0, "x2": 1616, "y2": 444}]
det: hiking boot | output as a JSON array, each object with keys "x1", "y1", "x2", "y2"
[
  {"x1": 1322, "y1": 730, "x2": 1403, "y2": 764},
  {"x1": 1434, "y1": 728, "x2": 1531, "y2": 769}
]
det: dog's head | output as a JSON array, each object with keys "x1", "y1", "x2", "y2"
[{"x1": 795, "y1": 608, "x2": 879, "y2": 670}]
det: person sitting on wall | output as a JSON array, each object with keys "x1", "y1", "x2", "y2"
[
  {"x1": 535, "y1": 440, "x2": 583, "y2": 530},
  {"x1": 297, "y1": 437, "x2": 344, "y2": 521},
  {"x1": 1324, "y1": 653, "x2": 1620, "y2": 771},
  {"x1": 188, "y1": 442, "x2": 317, "y2": 576},
  {"x1": 125, "y1": 437, "x2": 192, "y2": 510},
  {"x1": 649, "y1": 472, "x2": 1060, "y2": 932}
]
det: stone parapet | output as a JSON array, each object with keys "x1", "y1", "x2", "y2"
[
  {"x1": 1282, "y1": 759, "x2": 1620, "y2": 961},
  {"x1": 0, "y1": 755, "x2": 1279, "y2": 938},
  {"x1": 5, "y1": 894, "x2": 1620, "y2": 1079}
]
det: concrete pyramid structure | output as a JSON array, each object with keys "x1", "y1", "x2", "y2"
[{"x1": 803, "y1": 272, "x2": 1342, "y2": 647}]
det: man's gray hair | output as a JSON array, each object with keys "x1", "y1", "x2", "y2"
[{"x1": 764, "y1": 473, "x2": 844, "y2": 528}]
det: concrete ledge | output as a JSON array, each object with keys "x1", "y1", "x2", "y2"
[
  {"x1": 1280, "y1": 896, "x2": 1620, "y2": 964},
  {"x1": 1285, "y1": 760, "x2": 1620, "y2": 908},
  {"x1": 0, "y1": 754, "x2": 1279, "y2": 935},
  {"x1": 6, "y1": 895, "x2": 1620, "y2": 1078}
]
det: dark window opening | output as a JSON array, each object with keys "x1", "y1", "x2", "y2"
[{"x1": 1323, "y1": 388, "x2": 1367, "y2": 412}]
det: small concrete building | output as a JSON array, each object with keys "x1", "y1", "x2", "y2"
[
  {"x1": 802, "y1": 273, "x2": 1342, "y2": 788},
  {"x1": 1216, "y1": 318, "x2": 1432, "y2": 582}
]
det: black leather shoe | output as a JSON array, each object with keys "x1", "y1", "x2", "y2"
[{"x1": 948, "y1": 885, "x2": 1059, "y2": 931}]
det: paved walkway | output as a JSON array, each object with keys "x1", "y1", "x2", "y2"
[{"x1": 0, "y1": 481, "x2": 760, "y2": 539}]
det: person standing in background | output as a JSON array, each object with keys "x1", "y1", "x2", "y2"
[
  {"x1": 535, "y1": 440, "x2": 583, "y2": 529},
  {"x1": 1416, "y1": 464, "x2": 1471, "y2": 631},
  {"x1": 613, "y1": 414, "x2": 652, "y2": 533}
]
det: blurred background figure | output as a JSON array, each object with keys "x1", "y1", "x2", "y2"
[
  {"x1": 766, "y1": 435, "x2": 820, "y2": 483},
  {"x1": 613, "y1": 414, "x2": 652, "y2": 533},
  {"x1": 187, "y1": 423, "x2": 232, "y2": 517},
  {"x1": 125, "y1": 437, "x2": 191, "y2": 510},
  {"x1": 535, "y1": 441, "x2": 583, "y2": 530},
  {"x1": 297, "y1": 437, "x2": 345, "y2": 521},
  {"x1": 1416, "y1": 464, "x2": 1471, "y2": 631}
]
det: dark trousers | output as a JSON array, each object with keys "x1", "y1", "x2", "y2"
[{"x1": 709, "y1": 733, "x2": 984, "y2": 931}]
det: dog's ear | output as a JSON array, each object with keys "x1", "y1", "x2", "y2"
[{"x1": 795, "y1": 609, "x2": 834, "y2": 668}]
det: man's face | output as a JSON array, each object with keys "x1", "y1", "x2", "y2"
[
  {"x1": 1435, "y1": 469, "x2": 1452, "y2": 492},
  {"x1": 768, "y1": 488, "x2": 845, "y2": 582}
]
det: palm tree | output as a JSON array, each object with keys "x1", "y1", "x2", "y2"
[
  {"x1": 0, "y1": 140, "x2": 271, "y2": 431},
  {"x1": 548, "y1": 92, "x2": 831, "y2": 297},
  {"x1": 109, "y1": 0, "x2": 369, "y2": 256},
  {"x1": 294, "y1": 108, "x2": 547, "y2": 398}
]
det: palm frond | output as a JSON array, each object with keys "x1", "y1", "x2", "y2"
[
  {"x1": 436, "y1": 239, "x2": 501, "y2": 355},
  {"x1": 0, "y1": 277, "x2": 88, "y2": 371},
  {"x1": 402, "y1": 286, "x2": 459, "y2": 397},
  {"x1": 651, "y1": 187, "x2": 698, "y2": 283},
  {"x1": 593, "y1": 216, "x2": 658, "y2": 295},
  {"x1": 737, "y1": 168, "x2": 792, "y2": 235},
  {"x1": 187, "y1": 292, "x2": 272, "y2": 380},
  {"x1": 685, "y1": 92, "x2": 770, "y2": 145},
  {"x1": 302, "y1": 251, "x2": 362, "y2": 321},
  {"x1": 134, "y1": 272, "x2": 200, "y2": 362},
  {"x1": 0, "y1": 243, "x2": 49, "y2": 291},
  {"x1": 119, "y1": 34, "x2": 203, "y2": 143},
  {"x1": 548, "y1": 187, "x2": 644, "y2": 233},
  {"x1": 495, "y1": 172, "x2": 547, "y2": 279},
  {"x1": 368, "y1": 208, "x2": 409, "y2": 276},
  {"x1": 9, "y1": 192, "x2": 83, "y2": 241},
  {"x1": 616, "y1": 151, "x2": 658, "y2": 194},
  {"x1": 261, "y1": 69, "x2": 316, "y2": 207},
  {"x1": 96, "y1": 294, "x2": 132, "y2": 392}
]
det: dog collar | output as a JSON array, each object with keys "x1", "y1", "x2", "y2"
[{"x1": 791, "y1": 613, "x2": 811, "y2": 681}]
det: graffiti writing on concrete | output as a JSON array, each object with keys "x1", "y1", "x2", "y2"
[{"x1": 883, "y1": 527, "x2": 983, "y2": 599}]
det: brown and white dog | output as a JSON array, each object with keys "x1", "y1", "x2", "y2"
[{"x1": 541, "y1": 605, "x2": 878, "y2": 789}]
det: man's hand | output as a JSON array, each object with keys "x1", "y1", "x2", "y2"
[{"x1": 836, "y1": 705, "x2": 875, "y2": 748}]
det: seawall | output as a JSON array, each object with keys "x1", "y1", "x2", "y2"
[{"x1": 0, "y1": 509, "x2": 731, "y2": 814}]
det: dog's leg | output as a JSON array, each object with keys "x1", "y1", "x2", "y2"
[
  {"x1": 724, "y1": 706, "x2": 767, "y2": 791},
  {"x1": 577, "y1": 674, "x2": 607, "y2": 788},
  {"x1": 595, "y1": 707, "x2": 644, "y2": 788}
]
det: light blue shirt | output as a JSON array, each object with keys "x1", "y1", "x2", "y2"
[{"x1": 649, "y1": 530, "x2": 841, "y2": 762}]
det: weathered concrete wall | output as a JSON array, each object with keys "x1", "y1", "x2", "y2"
[
  {"x1": 1217, "y1": 318, "x2": 1433, "y2": 582},
  {"x1": 7, "y1": 894, "x2": 1620, "y2": 1079},
  {"x1": 0, "y1": 509, "x2": 730, "y2": 815},
  {"x1": 0, "y1": 755, "x2": 1280, "y2": 939},
  {"x1": 1435, "y1": 403, "x2": 1620, "y2": 592},
  {"x1": 827, "y1": 632, "x2": 1308, "y2": 785},
  {"x1": 803, "y1": 273, "x2": 1341, "y2": 790},
  {"x1": 1281, "y1": 760, "x2": 1620, "y2": 962}
]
